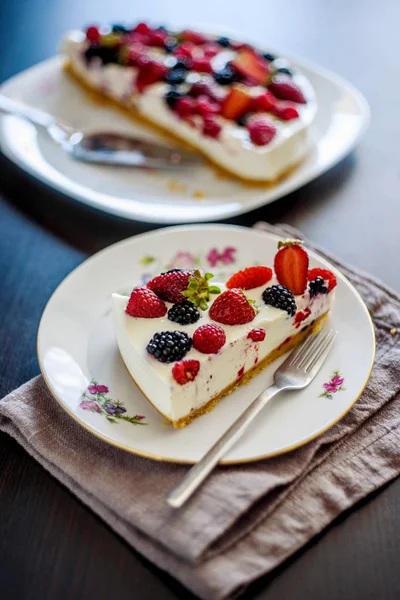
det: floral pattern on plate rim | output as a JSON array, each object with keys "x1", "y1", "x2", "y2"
[
  {"x1": 319, "y1": 370, "x2": 345, "y2": 400},
  {"x1": 80, "y1": 380, "x2": 147, "y2": 425}
]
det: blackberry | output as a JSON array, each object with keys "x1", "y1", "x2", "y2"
[
  {"x1": 214, "y1": 65, "x2": 238, "y2": 85},
  {"x1": 309, "y1": 276, "x2": 328, "y2": 298},
  {"x1": 262, "y1": 285, "x2": 296, "y2": 316},
  {"x1": 276, "y1": 66, "x2": 293, "y2": 76},
  {"x1": 217, "y1": 36, "x2": 231, "y2": 47},
  {"x1": 84, "y1": 44, "x2": 119, "y2": 65},
  {"x1": 262, "y1": 52, "x2": 276, "y2": 62},
  {"x1": 165, "y1": 69, "x2": 187, "y2": 85},
  {"x1": 147, "y1": 330, "x2": 192, "y2": 363},
  {"x1": 161, "y1": 268, "x2": 183, "y2": 274},
  {"x1": 168, "y1": 301, "x2": 201, "y2": 325},
  {"x1": 164, "y1": 89, "x2": 183, "y2": 109}
]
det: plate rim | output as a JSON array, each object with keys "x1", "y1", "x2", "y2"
[
  {"x1": 36, "y1": 224, "x2": 376, "y2": 464},
  {"x1": 0, "y1": 50, "x2": 370, "y2": 224}
]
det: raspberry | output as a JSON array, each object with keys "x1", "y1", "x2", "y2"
[
  {"x1": 172, "y1": 360, "x2": 201, "y2": 385},
  {"x1": 262, "y1": 285, "x2": 296, "y2": 316},
  {"x1": 269, "y1": 76, "x2": 306, "y2": 104},
  {"x1": 147, "y1": 270, "x2": 193, "y2": 303},
  {"x1": 251, "y1": 91, "x2": 277, "y2": 113},
  {"x1": 148, "y1": 30, "x2": 167, "y2": 47},
  {"x1": 134, "y1": 22, "x2": 151, "y2": 35},
  {"x1": 175, "y1": 96, "x2": 197, "y2": 118},
  {"x1": 247, "y1": 116, "x2": 277, "y2": 145},
  {"x1": 181, "y1": 30, "x2": 207, "y2": 45},
  {"x1": 174, "y1": 41, "x2": 195, "y2": 58},
  {"x1": 209, "y1": 289, "x2": 256, "y2": 325},
  {"x1": 226, "y1": 266, "x2": 273, "y2": 290},
  {"x1": 136, "y1": 60, "x2": 167, "y2": 92},
  {"x1": 125, "y1": 287, "x2": 167, "y2": 318},
  {"x1": 189, "y1": 82, "x2": 215, "y2": 99},
  {"x1": 307, "y1": 268, "x2": 337, "y2": 292},
  {"x1": 273, "y1": 104, "x2": 299, "y2": 121},
  {"x1": 192, "y1": 57, "x2": 213, "y2": 73},
  {"x1": 203, "y1": 116, "x2": 222, "y2": 139},
  {"x1": 193, "y1": 324, "x2": 226, "y2": 354},
  {"x1": 202, "y1": 43, "x2": 220, "y2": 58},
  {"x1": 86, "y1": 26, "x2": 100, "y2": 43},
  {"x1": 125, "y1": 42, "x2": 146, "y2": 66},
  {"x1": 168, "y1": 301, "x2": 201, "y2": 325},
  {"x1": 146, "y1": 330, "x2": 192, "y2": 363},
  {"x1": 247, "y1": 328, "x2": 266, "y2": 342},
  {"x1": 196, "y1": 96, "x2": 220, "y2": 116}
]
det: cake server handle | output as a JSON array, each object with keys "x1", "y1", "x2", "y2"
[
  {"x1": 0, "y1": 94, "x2": 56, "y2": 129},
  {"x1": 166, "y1": 384, "x2": 282, "y2": 509}
]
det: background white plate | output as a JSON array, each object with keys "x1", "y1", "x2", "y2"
[
  {"x1": 0, "y1": 51, "x2": 369, "y2": 224},
  {"x1": 37, "y1": 225, "x2": 375, "y2": 463}
]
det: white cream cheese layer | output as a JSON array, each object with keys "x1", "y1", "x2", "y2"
[
  {"x1": 112, "y1": 282, "x2": 334, "y2": 423},
  {"x1": 62, "y1": 32, "x2": 317, "y2": 181}
]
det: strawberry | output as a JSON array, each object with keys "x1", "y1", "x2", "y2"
[
  {"x1": 175, "y1": 96, "x2": 197, "y2": 118},
  {"x1": 191, "y1": 57, "x2": 213, "y2": 73},
  {"x1": 274, "y1": 240, "x2": 309, "y2": 295},
  {"x1": 193, "y1": 324, "x2": 226, "y2": 354},
  {"x1": 251, "y1": 91, "x2": 277, "y2": 113},
  {"x1": 181, "y1": 30, "x2": 207, "y2": 45},
  {"x1": 209, "y1": 289, "x2": 256, "y2": 325},
  {"x1": 221, "y1": 86, "x2": 252, "y2": 120},
  {"x1": 272, "y1": 104, "x2": 299, "y2": 121},
  {"x1": 226, "y1": 266, "x2": 273, "y2": 290},
  {"x1": 247, "y1": 328, "x2": 266, "y2": 342},
  {"x1": 247, "y1": 116, "x2": 276, "y2": 145},
  {"x1": 147, "y1": 269, "x2": 193, "y2": 303},
  {"x1": 172, "y1": 360, "x2": 201, "y2": 384},
  {"x1": 125, "y1": 287, "x2": 167, "y2": 318},
  {"x1": 232, "y1": 50, "x2": 269, "y2": 85},
  {"x1": 268, "y1": 76, "x2": 306, "y2": 104},
  {"x1": 307, "y1": 268, "x2": 337, "y2": 292}
]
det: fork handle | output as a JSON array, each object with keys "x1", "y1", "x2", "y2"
[
  {"x1": 0, "y1": 95, "x2": 55, "y2": 129},
  {"x1": 167, "y1": 384, "x2": 282, "y2": 508}
]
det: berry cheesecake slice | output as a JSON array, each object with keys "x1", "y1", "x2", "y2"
[
  {"x1": 61, "y1": 23, "x2": 317, "y2": 182},
  {"x1": 112, "y1": 242, "x2": 336, "y2": 427}
]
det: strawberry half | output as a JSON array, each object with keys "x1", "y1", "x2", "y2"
[
  {"x1": 226, "y1": 266, "x2": 273, "y2": 290},
  {"x1": 209, "y1": 289, "x2": 256, "y2": 325},
  {"x1": 274, "y1": 240, "x2": 309, "y2": 295},
  {"x1": 232, "y1": 50, "x2": 269, "y2": 85},
  {"x1": 147, "y1": 269, "x2": 193, "y2": 303},
  {"x1": 308, "y1": 268, "x2": 337, "y2": 292}
]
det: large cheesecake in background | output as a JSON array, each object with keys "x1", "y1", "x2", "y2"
[
  {"x1": 112, "y1": 241, "x2": 336, "y2": 427},
  {"x1": 61, "y1": 23, "x2": 317, "y2": 182}
]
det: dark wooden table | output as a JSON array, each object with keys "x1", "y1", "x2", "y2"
[{"x1": 1, "y1": 1, "x2": 400, "y2": 599}]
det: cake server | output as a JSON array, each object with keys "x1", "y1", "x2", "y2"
[
  {"x1": 167, "y1": 328, "x2": 337, "y2": 508},
  {"x1": 0, "y1": 94, "x2": 202, "y2": 169}
]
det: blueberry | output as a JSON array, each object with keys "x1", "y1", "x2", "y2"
[
  {"x1": 217, "y1": 36, "x2": 231, "y2": 47},
  {"x1": 236, "y1": 112, "x2": 251, "y2": 127},
  {"x1": 158, "y1": 25, "x2": 167, "y2": 31},
  {"x1": 164, "y1": 89, "x2": 183, "y2": 109},
  {"x1": 165, "y1": 69, "x2": 187, "y2": 85},
  {"x1": 277, "y1": 66, "x2": 293, "y2": 76},
  {"x1": 164, "y1": 38, "x2": 178, "y2": 53},
  {"x1": 171, "y1": 59, "x2": 190, "y2": 71},
  {"x1": 262, "y1": 52, "x2": 276, "y2": 62},
  {"x1": 214, "y1": 65, "x2": 238, "y2": 85},
  {"x1": 112, "y1": 24, "x2": 129, "y2": 34}
]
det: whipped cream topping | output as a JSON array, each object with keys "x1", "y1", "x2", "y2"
[
  {"x1": 62, "y1": 31, "x2": 317, "y2": 181},
  {"x1": 112, "y1": 279, "x2": 334, "y2": 423}
]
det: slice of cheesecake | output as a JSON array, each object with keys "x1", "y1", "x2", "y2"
[
  {"x1": 61, "y1": 23, "x2": 317, "y2": 182},
  {"x1": 112, "y1": 243, "x2": 336, "y2": 427}
]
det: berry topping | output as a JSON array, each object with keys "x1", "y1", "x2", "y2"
[
  {"x1": 172, "y1": 359, "x2": 200, "y2": 384},
  {"x1": 247, "y1": 328, "x2": 266, "y2": 342},
  {"x1": 147, "y1": 269, "x2": 193, "y2": 303},
  {"x1": 294, "y1": 307, "x2": 311, "y2": 327},
  {"x1": 136, "y1": 60, "x2": 167, "y2": 92},
  {"x1": 193, "y1": 324, "x2": 226, "y2": 354},
  {"x1": 262, "y1": 52, "x2": 277, "y2": 62},
  {"x1": 84, "y1": 45, "x2": 119, "y2": 66},
  {"x1": 274, "y1": 240, "x2": 309, "y2": 295},
  {"x1": 168, "y1": 301, "x2": 201, "y2": 325},
  {"x1": 203, "y1": 116, "x2": 222, "y2": 139},
  {"x1": 221, "y1": 86, "x2": 252, "y2": 120},
  {"x1": 232, "y1": 50, "x2": 269, "y2": 85},
  {"x1": 175, "y1": 96, "x2": 197, "y2": 118},
  {"x1": 247, "y1": 116, "x2": 277, "y2": 146},
  {"x1": 134, "y1": 22, "x2": 151, "y2": 35},
  {"x1": 192, "y1": 57, "x2": 213, "y2": 73},
  {"x1": 86, "y1": 26, "x2": 100, "y2": 43},
  {"x1": 236, "y1": 113, "x2": 251, "y2": 127},
  {"x1": 209, "y1": 289, "x2": 256, "y2": 325},
  {"x1": 171, "y1": 58, "x2": 191, "y2": 71},
  {"x1": 214, "y1": 65, "x2": 238, "y2": 85},
  {"x1": 125, "y1": 287, "x2": 167, "y2": 318},
  {"x1": 181, "y1": 30, "x2": 207, "y2": 45},
  {"x1": 269, "y1": 76, "x2": 306, "y2": 104},
  {"x1": 181, "y1": 270, "x2": 221, "y2": 310},
  {"x1": 307, "y1": 268, "x2": 337, "y2": 292},
  {"x1": 262, "y1": 285, "x2": 296, "y2": 316},
  {"x1": 226, "y1": 266, "x2": 273, "y2": 290},
  {"x1": 146, "y1": 330, "x2": 192, "y2": 363},
  {"x1": 272, "y1": 104, "x2": 299, "y2": 121},
  {"x1": 251, "y1": 91, "x2": 277, "y2": 113},
  {"x1": 276, "y1": 66, "x2": 293, "y2": 76},
  {"x1": 174, "y1": 41, "x2": 195, "y2": 58},
  {"x1": 111, "y1": 24, "x2": 129, "y2": 34},
  {"x1": 164, "y1": 89, "x2": 183, "y2": 109},
  {"x1": 308, "y1": 276, "x2": 328, "y2": 298},
  {"x1": 217, "y1": 36, "x2": 231, "y2": 47},
  {"x1": 202, "y1": 42, "x2": 220, "y2": 58},
  {"x1": 165, "y1": 69, "x2": 187, "y2": 85},
  {"x1": 148, "y1": 29, "x2": 167, "y2": 47},
  {"x1": 196, "y1": 96, "x2": 221, "y2": 116}
]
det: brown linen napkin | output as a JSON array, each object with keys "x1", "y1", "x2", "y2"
[{"x1": 1, "y1": 222, "x2": 400, "y2": 600}]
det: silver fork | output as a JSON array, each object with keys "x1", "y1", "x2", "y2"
[{"x1": 167, "y1": 328, "x2": 337, "y2": 508}]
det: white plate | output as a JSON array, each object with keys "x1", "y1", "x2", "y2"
[
  {"x1": 37, "y1": 225, "x2": 375, "y2": 463},
  {"x1": 0, "y1": 51, "x2": 369, "y2": 224}
]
